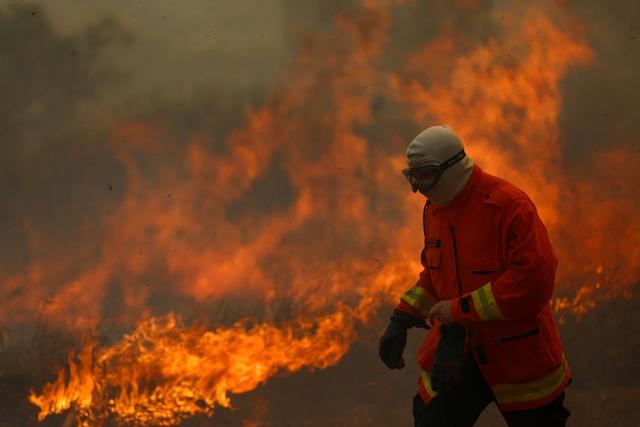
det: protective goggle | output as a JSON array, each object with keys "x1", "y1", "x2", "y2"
[{"x1": 401, "y1": 149, "x2": 466, "y2": 193}]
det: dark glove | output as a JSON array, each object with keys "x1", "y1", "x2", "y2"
[
  {"x1": 379, "y1": 310, "x2": 428, "y2": 370},
  {"x1": 431, "y1": 324, "x2": 466, "y2": 394}
]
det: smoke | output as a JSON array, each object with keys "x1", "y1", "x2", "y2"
[
  {"x1": 559, "y1": 0, "x2": 640, "y2": 158},
  {"x1": 0, "y1": 3, "x2": 127, "y2": 278},
  {"x1": 552, "y1": 0, "x2": 640, "y2": 309}
]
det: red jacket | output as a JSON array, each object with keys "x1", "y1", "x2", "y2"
[{"x1": 396, "y1": 165, "x2": 570, "y2": 411}]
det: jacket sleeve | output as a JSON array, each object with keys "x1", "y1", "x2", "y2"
[
  {"x1": 452, "y1": 197, "x2": 557, "y2": 324},
  {"x1": 395, "y1": 246, "x2": 440, "y2": 317},
  {"x1": 396, "y1": 201, "x2": 438, "y2": 317},
  {"x1": 395, "y1": 202, "x2": 440, "y2": 318}
]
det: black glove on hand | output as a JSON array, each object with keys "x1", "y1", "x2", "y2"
[
  {"x1": 379, "y1": 310, "x2": 428, "y2": 370},
  {"x1": 431, "y1": 324, "x2": 466, "y2": 394}
]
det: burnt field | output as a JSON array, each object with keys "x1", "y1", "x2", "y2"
[{"x1": 1, "y1": 288, "x2": 639, "y2": 426}]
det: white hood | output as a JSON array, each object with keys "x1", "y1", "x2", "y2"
[{"x1": 406, "y1": 125, "x2": 474, "y2": 205}]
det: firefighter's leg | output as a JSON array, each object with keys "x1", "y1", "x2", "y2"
[
  {"x1": 412, "y1": 355, "x2": 493, "y2": 427},
  {"x1": 500, "y1": 392, "x2": 570, "y2": 427}
]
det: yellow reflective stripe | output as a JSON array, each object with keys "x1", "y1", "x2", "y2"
[
  {"x1": 420, "y1": 370, "x2": 439, "y2": 398},
  {"x1": 400, "y1": 286, "x2": 437, "y2": 317},
  {"x1": 492, "y1": 356, "x2": 568, "y2": 404},
  {"x1": 470, "y1": 282, "x2": 505, "y2": 321}
]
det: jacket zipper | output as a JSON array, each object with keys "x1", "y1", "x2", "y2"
[
  {"x1": 450, "y1": 226, "x2": 463, "y2": 296},
  {"x1": 451, "y1": 225, "x2": 470, "y2": 358}
]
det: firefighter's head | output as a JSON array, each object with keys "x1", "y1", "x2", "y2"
[{"x1": 402, "y1": 125, "x2": 474, "y2": 205}]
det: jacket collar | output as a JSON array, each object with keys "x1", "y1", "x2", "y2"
[{"x1": 430, "y1": 165, "x2": 482, "y2": 215}]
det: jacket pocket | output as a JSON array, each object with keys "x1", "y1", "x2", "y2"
[
  {"x1": 487, "y1": 326, "x2": 552, "y2": 383},
  {"x1": 500, "y1": 327, "x2": 540, "y2": 343},
  {"x1": 423, "y1": 239, "x2": 441, "y2": 270},
  {"x1": 468, "y1": 255, "x2": 504, "y2": 275}
]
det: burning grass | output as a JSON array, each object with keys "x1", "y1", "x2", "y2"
[{"x1": 2, "y1": 287, "x2": 640, "y2": 426}]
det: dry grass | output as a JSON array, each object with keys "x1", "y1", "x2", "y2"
[{"x1": 1, "y1": 289, "x2": 639, "y2": 427}]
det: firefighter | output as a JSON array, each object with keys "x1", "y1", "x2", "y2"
[{"x1": 379, "y1": 125, "x2": 571, "y2": 426}]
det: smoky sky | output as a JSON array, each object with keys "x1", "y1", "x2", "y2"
[
  {"x1": 0, "y1": 3, "x2": 125, "y2": 276},
  {"x1": 0, "y1": 0, "x2": 638, "y2": 327},
  {"x1": 558, "y1": 0, "x2": 640, "y2": 159}
]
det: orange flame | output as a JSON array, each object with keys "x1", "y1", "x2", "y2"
[{"x1": 29, "y1": 312, "x2": 354, "y2": 425}]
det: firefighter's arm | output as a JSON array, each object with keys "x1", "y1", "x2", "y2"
[
  {"x1": 379, "y1": 246, "x2": 437, "y2": 369},
  {"x1": 396, "y1": 245, "x2": 440, "y2": 318},
  {"x1": 451, "y1": 198, "x2": 557, "y2": 324}
]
